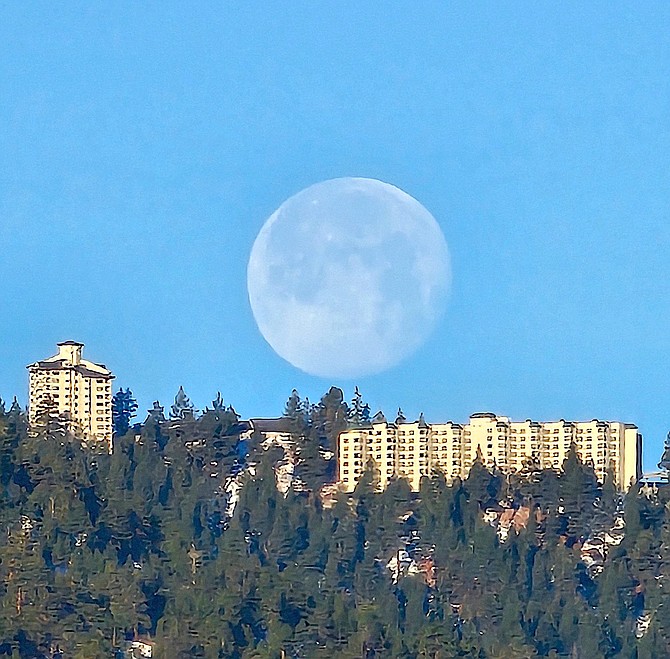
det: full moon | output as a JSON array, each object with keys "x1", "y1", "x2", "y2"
[{"x1": 247, "y1": 177, "x2": 451, "y2": 378}]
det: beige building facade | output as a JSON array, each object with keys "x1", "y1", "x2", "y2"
[
  {"x1": 338, "y1": 411, "x2": 642, "y2": 492},
  {"x1": 27, "y1": 341, "x2": 114, "y2": 450}
]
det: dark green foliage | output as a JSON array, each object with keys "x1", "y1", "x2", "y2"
[
  {"x1": 348, "y1": 386, "x2": 371, "y2": 427},
  {"x1": 112, "y1": 388, "x2": 139, "y2": 436},
  {"x1": 659, "y1": 432, "x2": 670, "y2": 474},
  {"x1": 1, "y1": 394, "x2": 669, "y2": 658},
  {"x1": 170, "y1": 386, "x2": 196, "y2": 420}
]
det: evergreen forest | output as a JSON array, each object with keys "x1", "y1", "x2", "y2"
[{"x1": 1, "y1": 387, "x2": 670, "y2": 658}]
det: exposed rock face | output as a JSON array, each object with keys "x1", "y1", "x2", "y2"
[{"x1": 483, "y1": 505, "x2": 534, "y2": 542}]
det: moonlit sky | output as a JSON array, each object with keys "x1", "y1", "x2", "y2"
[{"x1": 1, "y1": 3, "x2": 669, "y2": 471}]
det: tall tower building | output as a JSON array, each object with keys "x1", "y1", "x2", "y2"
[{"x1": 27, "y1": 341, "x2": 114, "y2": 450}]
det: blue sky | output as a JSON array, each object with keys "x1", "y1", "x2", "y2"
[{"x1": 1, "y1": 3, "x2": 669, "y2": 470}]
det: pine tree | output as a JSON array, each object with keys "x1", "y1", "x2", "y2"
[
  {"x1": 283, "y1": 389, "x2": 308, "y2": 437},
  {"x1": 348, "y1": 387, "x2": 367, "y2": 427},
  {"x1": 112, "y1": 388, "x2": 139, "y2": 436},
  {"x1": 170, "y1": 386, "x2": 196, "y2": 420},
  {"x1": 30, "y1": 393, "x2": 69, "y2": 441},
  {"x1": 311, "y1": 387, "x2": 348, "y2": 453},
  {"x1": 659, "y1": 432, "x2": 670, "y2": 476},
  {"x1": 557, "y1": 444, "x2": 599, "y2": 542},
  {"x1": 464, "y1": 456, "x2": 499, "y2": 508},
  {"x1": 146, "y1": 400, "x2": 166, "y2": 424},
  {"x1": 143, "y1": 401, "x2": 169, "y2": 452}
]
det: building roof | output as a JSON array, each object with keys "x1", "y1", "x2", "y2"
[
  {"x1": 226, "y1": 420, "x2": 253, "y2": 436},
  {"x1": 338, "y1": 411, "x2": 640, "y2": 431},
  {"x1": 372, "y1": 410, "x2": 387, "y2": 424},
  {"x1": 78, "y1": 364, "x2": 114, "y2": 379},
  {"x1": 28, "y1": 357, "x2": 113, "y2": 378},
  {"x1": 250, "y1": 417, "x2": 292, "y2": 434}
]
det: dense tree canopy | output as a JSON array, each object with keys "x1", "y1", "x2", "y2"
[{"x1": 0, "y1": 389, "x2": 668, "y2": 658}]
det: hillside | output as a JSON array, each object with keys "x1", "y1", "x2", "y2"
[{"x1": 0, "y1": 391, "x2": 669, "y2": 658}]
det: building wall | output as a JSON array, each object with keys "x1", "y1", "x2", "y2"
[
  {"x1": 430, "y1": 422, "x2": 464, "y2": 481},
  {"x1": 338, "y1": 412, "x2": 642, "y2": 493},
  {"x1": 397, "y1": 421, "x2": 429, "y2": 491},
  {"x1": 27, "y1": 342, "x2": 114, "y2": 451},
  {"x1": 339, "y1": 420, "x2": 399, "y2": 492}
]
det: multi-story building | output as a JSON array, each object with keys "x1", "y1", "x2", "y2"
[
  {"x1": 338, "y1": 412, "x2": 642, "y2": 492},
  {"x1": 27, "y1": 341, "x2": 114, "y2": 450}
]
